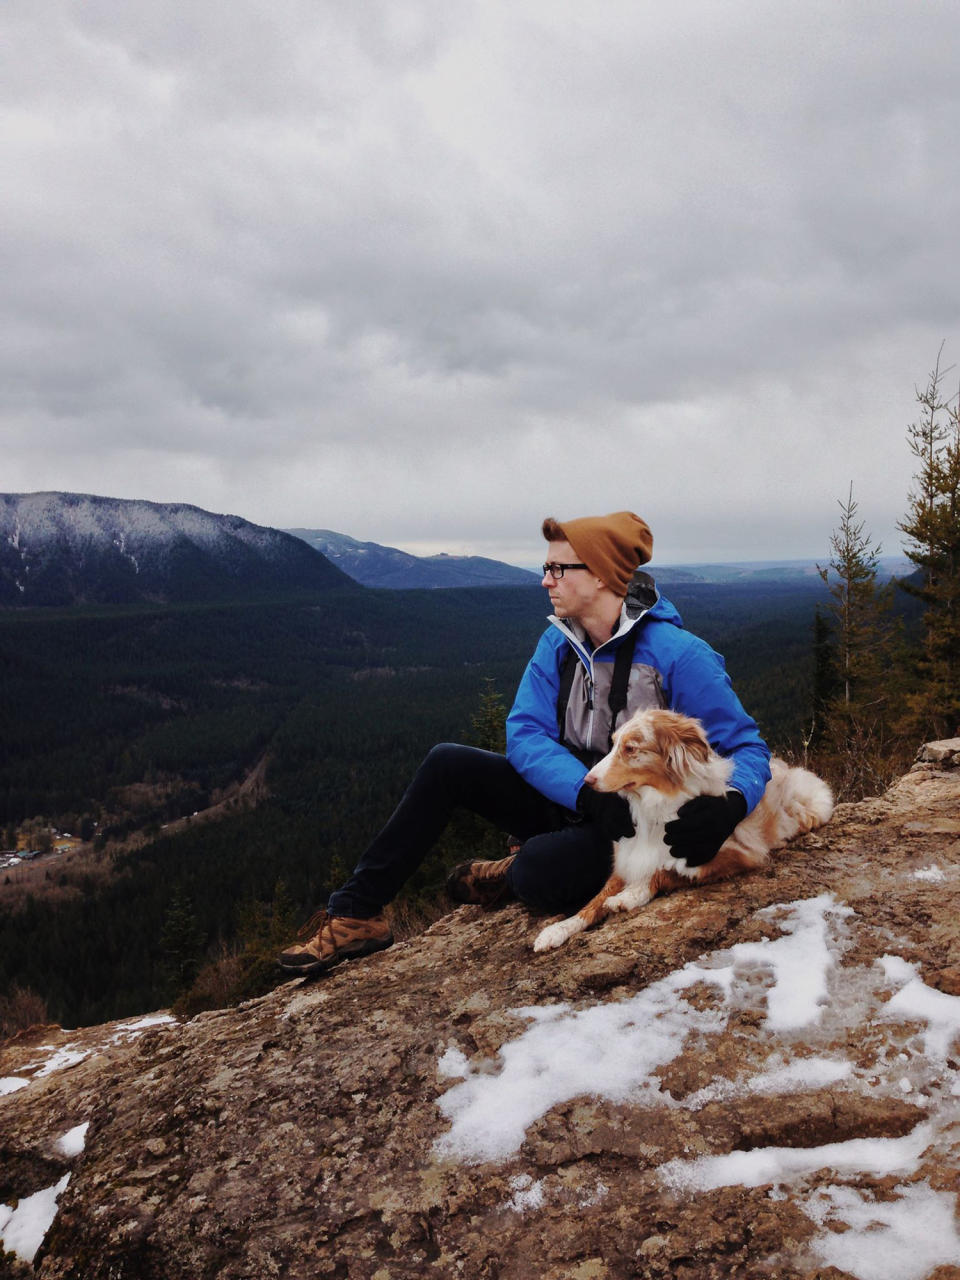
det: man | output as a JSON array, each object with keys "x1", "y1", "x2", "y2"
[{"x1": 279, "y1": 511, "x2": 771, "y2": 975}]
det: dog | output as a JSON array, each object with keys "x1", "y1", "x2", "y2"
[{"x1": 533, "y1": 708, "x2": 833, "y2": 952}]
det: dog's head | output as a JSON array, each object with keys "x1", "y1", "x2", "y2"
[{"x1": 585, "y1": 709, "x2": 713, "y2": 795}]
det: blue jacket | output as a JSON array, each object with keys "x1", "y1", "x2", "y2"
[{"x1": 506, "y1": 574, "x2": 771, "y2": 814}]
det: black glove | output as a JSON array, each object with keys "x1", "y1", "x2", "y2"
[
  {"x1": 663, "y1": 791, "x2": 747, "y2": 866},
  {"x1": 577, "y1": 786, "x2": 635, "y2": 841}
]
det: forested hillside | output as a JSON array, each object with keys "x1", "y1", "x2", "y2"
[
  {"x1": 0, "y1": 578, "x2": 828, "y2": 1028},
  {"x1": 0, "y1": 492, "x2": 351, "y2": 606}
]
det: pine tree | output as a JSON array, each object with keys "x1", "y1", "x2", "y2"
[
  {"x1": 158, "y1": 890, "x2": 205, "y2": 999},
  {"x1": 805, "y1": 605, "x2": 838, "y2": 755},
  {"x1": 469, "y1": 676, "x2": 507, "y2": 754},
  {"x1": 816, "y1": 484, "x2": 900, "y2": 796},
  {"x1": 818, "y1": 484, "x2": 888, "y2": 707},
  {"x1": 898, "y1": 346, "x2": 960, "y2": 738}
]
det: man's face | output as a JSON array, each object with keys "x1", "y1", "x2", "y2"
[{"x1": 541, "y1": 539, "x2": 604, "y2": 622}]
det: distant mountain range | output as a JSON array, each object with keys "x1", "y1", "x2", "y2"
[
  {"x1": 286, "y1": 529, "x2": 541, "y2": 589},
  {"x1": 648, "y1": 556, "x2": 911, "y2": 585},
  {"x1": 0, "y1": 493, "x2": 912, "y2": 607},
  {"x1": 287, "y1": 532, "x2": 913, "y2": 590},
  {"x1": 0, "y1": 493, "x2": 351, "y2": 606}
]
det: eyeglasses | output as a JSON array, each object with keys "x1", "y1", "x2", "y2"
[{"x1": 542, "y1": 562, "x2": 589, "y2": 580}]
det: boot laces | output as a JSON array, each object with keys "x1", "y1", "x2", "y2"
[
  {"x1": 476, "y1": 856, "x2": 511, "y2": 880},
  {"x1": 296, "y1": 908, "x2": 331, "y2": 942}
]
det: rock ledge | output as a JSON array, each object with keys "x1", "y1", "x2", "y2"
[{"x1": 3, "y1": 746, "x2": 960, "y2": 1278}]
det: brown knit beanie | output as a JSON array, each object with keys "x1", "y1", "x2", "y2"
[{"x1": 543, "y1": 511, "x2": 653, "y2": 596}]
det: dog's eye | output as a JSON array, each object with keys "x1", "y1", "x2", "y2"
[{"x1": 621, "y1": 739, "x2": 641, "y2": 759}]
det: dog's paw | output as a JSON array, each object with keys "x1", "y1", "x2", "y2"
[
  {"x1": 606, "y1": 885, "x2": 652, "y2": 913},
  {"x1": 533, "y1": 917, "x2": 583, "y2": 952}
]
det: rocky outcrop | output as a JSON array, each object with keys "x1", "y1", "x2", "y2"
[{"x1": 3, "y1": 747, "x2": 960, "y2": 1279}]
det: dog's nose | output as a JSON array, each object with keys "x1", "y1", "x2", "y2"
[{"x1": 583, "y1": 771, "x2": 598, "y2": 789}]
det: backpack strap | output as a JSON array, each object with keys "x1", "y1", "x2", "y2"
[
  {"x1": 556, "y1": 646, "x2": 578, "y2": 738},
  {"x1": 606, "y1": 629, "x2": 637, "y2": 742}
]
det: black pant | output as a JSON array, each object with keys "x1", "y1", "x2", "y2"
[{"x1": 327, "y1": 743, "x2": 613, "y2": 918}]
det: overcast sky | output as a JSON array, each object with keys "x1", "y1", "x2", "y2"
[{"x1": 2, "y1": 2, "x2": 958, "y2": 566}]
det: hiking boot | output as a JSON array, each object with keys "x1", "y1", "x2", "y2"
[
  {"x1": 446, "y1": 854, "x2": 517, "y2": 908},
  {"x1": 277, "y1": 910, "x2": 393, "y2": 976}
]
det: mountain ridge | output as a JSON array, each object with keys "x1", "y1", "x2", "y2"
[
  {"x1": 286, "y1": 528, "x2": 541, "y2": 589},
  {"x1": 0, "y1": 493, "x2": 351, "y2": 606},
  {"x1": 286, "y1": 529, "x2": 912, "y2": 589},
  {"x1": 1, "y1": 495, "x2": 910, "y2": 603}
]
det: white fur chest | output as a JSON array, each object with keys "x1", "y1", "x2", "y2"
[{"x1": 615, "y1": 790, "x2": 701, "y2": 883}]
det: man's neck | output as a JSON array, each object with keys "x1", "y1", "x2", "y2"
[{"x1": 578, "y1": 594, "x2": 625, "y2": 651}]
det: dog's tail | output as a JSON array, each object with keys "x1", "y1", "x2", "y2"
[
  {"x1": 777, "y1": 762, "x2": 834, "y2": 833},
  {"x1": 716, "y1": 759, "x2": 834, "y2": 869},
  {"x1": 756, "y1": 759, "x2": 834, "y2": 852}
]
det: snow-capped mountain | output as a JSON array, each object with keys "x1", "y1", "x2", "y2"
[
  {"x1": 287, "y1": 528, "x2": 540, "y2": 589},
  {"x1": 0, "y1": 493, "x2": 351, "y2": 606}
]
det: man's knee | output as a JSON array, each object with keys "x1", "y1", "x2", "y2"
[
  {"x1": 419, "y1": 742, "x2": 486, "y2": 784},
  {"x1": 419, "y1": 742, "x2": 511, "y2": 789},
  {"x1": 508, "y1": 834, "x2": 610, "y2": 916},
  {"x1": 421, "y1": 742, "x2": 464, "y2": 772}
]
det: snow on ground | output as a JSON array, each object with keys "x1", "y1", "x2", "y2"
[
  {"x1": 502, "y1": 1174, "x2": 545, "y2": 1213},
  {"x1": 878, "y1": 955, "x2": 960, "y2": 1058},
  {"x1": 20, "y1": 1045, "x2": 91, "y2": 1079},
  {"x1": 435, "y1": 894, "x2": 853, "y2": 1162},
  {"x1": 659, "y1": 1121, "x2": 935, "y2": 1191},
  {"x1": 109, "y1": 1013, "x2": 176, "y2": 1034},
  {"x1": 56, "y1": 1122, "x2": 90, "y2": 1158},
  {"x1": 0, "y1": 1014, "x2": 174, "y2": 1263},
  {"x1": 0, "y1": 1123, "x2": 90, "y2": 1262},
  {"x1": 0, "y1": 1174, "x2": 71, "y2": 1265},
  {"x1": 913, "y1": 864, "x2": 946, "y2": 883},
  {"x1": 434, "y1": 893, "x2": 960, "y2": 1277},
  {"x1": 803, "y1": 1180, "x2": 960, "y2": 1280},
  {"x1": 5, "y1": 1013, "x2": 176, "y2": 1095},
  {"x1": 679, "y1": 1054, "x2": 853, "y2": 1112}
]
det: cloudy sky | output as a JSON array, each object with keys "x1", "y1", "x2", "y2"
[{"x1": 3, "y1": 2, "x2": 958, "y2": 566}]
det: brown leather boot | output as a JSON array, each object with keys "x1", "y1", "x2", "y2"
[
  {"x1": 446, "y1": 854, "x2": 517, "y2": 908},
  {"x1": 277, "y1": 911, "x2": 393, "y2": 975}
]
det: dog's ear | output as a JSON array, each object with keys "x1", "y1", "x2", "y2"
[{"x1": 652, "y1": 713, "x2": 710, "y2": 786}]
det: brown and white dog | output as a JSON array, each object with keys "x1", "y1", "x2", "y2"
[{"x1": 533, "y1": 708, "x2": 833, "y2": 952}]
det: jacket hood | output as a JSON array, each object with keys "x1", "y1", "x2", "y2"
[{"x1": 624, "y1": 570, "x2": 683, "y2": 628}]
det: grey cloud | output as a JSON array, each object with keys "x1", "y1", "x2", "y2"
[{"x1": 1, "y1": 1, "x2": 957, "y2": 559}]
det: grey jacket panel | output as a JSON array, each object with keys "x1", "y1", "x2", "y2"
[{"x1": 561, "y1": 658, "x2": 665, "y2": 761}]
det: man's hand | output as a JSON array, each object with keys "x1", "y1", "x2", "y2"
[
  {"x1": 663, "y1": 791, "x2": 747, "y2": 866},
  {"x1": 577, "y1": 786, "x2": 635, "y2": 841}
]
